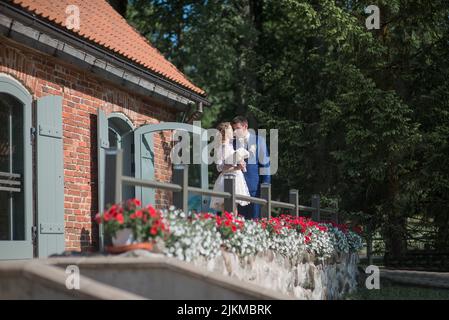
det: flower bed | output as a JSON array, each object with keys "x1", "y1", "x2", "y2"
[
  {"x1": 96, "y1": 200, "x2": 363, "y2": 261},
  {"x1": 96, "y1": 201, "x2": 363, "y2": 299},
  {"x1": 153, "y1": 206, "x2": 362, "y2": 263}
]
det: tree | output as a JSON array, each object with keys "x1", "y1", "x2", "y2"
[
  {"x1": 108, "y1": 0, "x2": 128, "y2": 17},
  {"x1": 126, "y1": 0, "x2": 449, "y2": 261}
]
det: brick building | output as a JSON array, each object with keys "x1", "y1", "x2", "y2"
[{"x1": 0, "y1": 0, "x2": 208, "y2": 259}]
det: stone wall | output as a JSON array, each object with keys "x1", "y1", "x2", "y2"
[{"x1": 191, "y1": 249, "x2": 359, "y2": 300}]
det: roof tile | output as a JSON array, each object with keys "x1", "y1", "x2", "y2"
[{"x1": 11, "y1": 0, "x2": 205, "y2": 95}]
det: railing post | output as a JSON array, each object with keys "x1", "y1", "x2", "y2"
[
  {"x1": 289, "y1": 189, "x2": 299, "y2": 217},
  {"x1": 311, "y1": 194, "x2": 320, "y2": 222},
  {"x1": 173, "y1": 164, "x2": 189, "y2": 214},
  {"x1": 333, "y1": 201, "x2": 339, "y2": 223},
  {"x1": 261, "y1": 183, "x2": 271, "y2": 219},
  {"x1": 224, "y1": 173, "x2": 236, "y2": 213}
]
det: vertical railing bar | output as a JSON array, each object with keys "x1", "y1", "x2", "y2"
[
  {"x1": 224, "y1": 173, "x2": 236, "y2": 213},
  {"x1": 289, "y1": 189, "x2": 299, "y2": 217},
  {"x1": 260, "y1": 183, "x2": 271, "y2": 219},
  {"x1": 311, "y1": 194, "x2": 320, "y2": 222},
  {"x1": 173, "y1": 164, "x2": 189, "y2": 215}
]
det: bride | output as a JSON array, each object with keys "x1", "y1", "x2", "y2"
[{"x1": 210, "y1": 122, "x2": 251, "y2": 212}]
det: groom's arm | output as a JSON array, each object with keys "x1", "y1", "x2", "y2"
[{"x1": 258, "y1": 136, "x2": 271, "y2": 184}]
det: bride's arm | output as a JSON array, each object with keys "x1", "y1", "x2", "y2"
[{"x1": 216, "y1": 144, "x2": 237, "y2": 173}]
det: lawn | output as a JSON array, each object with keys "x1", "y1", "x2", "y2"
[{"x1": 345, "y1": 279, "x2": 449, "y2": 300}]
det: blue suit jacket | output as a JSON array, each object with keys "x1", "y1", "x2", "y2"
[{"x1": 234, "y1": 133, "x2": 271, "y2": 219}]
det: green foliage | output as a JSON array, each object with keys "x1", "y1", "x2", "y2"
[
  {"x1": 345, "y1": 280, "x2": 449, "y2": 300},
  {"x1": 125, "y1": 0, "x2": 449, "y2": 259}
]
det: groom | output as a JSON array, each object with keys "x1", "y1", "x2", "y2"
[{"x1": 231, "y1": 116, "x2": 271, "y2": 219}]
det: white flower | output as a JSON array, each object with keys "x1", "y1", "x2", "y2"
[{"x1": 159, "y1": 207, "x2": 361, "y2": 263}]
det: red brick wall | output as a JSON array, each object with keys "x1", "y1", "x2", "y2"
[{"x1": 0, "y1": 37, "x2": 177, "y2": 252}]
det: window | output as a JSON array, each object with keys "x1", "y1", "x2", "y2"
[
  {"x1": 0, "y1": 93, "x2": 25, "y2": 241},
  {"x1": 108, "y1": 115, "x2": 135, "y2": 201}
]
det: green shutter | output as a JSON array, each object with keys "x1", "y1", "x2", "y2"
[
  {"x1": 97, "y1": 109, "x2": 109, "y2": 251},
  {"x1": 0, "y1": 76, "x2": 33, "y2": 260},
  {"x1": 37, "y1": 95, "x2": 64, "y2": 257},
  {"x1": 134, "y1": 132, "x2": 155, "y2": 206}
]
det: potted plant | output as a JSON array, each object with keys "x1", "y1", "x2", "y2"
[{"x1": 95, "y1": 198, "x2": 169, "y2": 253}]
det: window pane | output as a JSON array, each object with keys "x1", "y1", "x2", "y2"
[
  {"x1": 0, "y1": 100, "x2": 9, "y2": 172},
  {"x1": 0, "y1": 191, "x2": 10, "y2": 240},
  {"x1": 0, "y1": 98, "x2": 11, "y2": 240},
  {"x1": 12, "y1": 102, "x2": 24, "y2": 240},
  {"x1": 0, "y1": 94, "x2": 25, "y2": 241}
]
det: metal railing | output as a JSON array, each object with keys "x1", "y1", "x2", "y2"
[
  {"x1": 106, "y1": 149, "x2": 338, "y2": 221},
  {"x1": 0, "y1": 171, "x2": 21, "y2": 193}
]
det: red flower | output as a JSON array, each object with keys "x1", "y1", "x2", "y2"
[
  {"x1": 127, "y1": 198, "x2": 141, "y2": 208},
  {"x1": 94, "y1": 213, "x2": 102, "y2": 224},
  {"x1": 148, "y1": 205, "x2": 157, "y2": 218},
  {"x1": 150, "y1": 227, "x2": 158, "y2": 236},
  {"x1": 231, "y1": 225, "x2": 237, "y2": 233},
  {"x1": 318, "y1": 225, "x2": 328, "y2": 232},
  {"x1": 224, "y1": 211, "x2": 234, "y2": 220},
  {"x1": 108, "y1": 205, "x2": 118, "y2": 217},
  {"x1": 116, "y1": 213, "x2": 124, "y2": 224},
  {"x1": 353, "y1": 225, "x2": 363, "y2": 234},
  {"x1": 103, "y1": 212, "x2": 111, "y2": 222}
]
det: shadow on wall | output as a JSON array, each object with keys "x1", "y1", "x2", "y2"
[
  {"x1": 89, "y1": 113, "x2": 99, "y2": 251},
  {"x1": 80, "y1": 227, "x2": 92, "y2": 253}
]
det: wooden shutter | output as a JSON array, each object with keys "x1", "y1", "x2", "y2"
[
  {"x1": 134, "y1": 132, "x2": 155, "y2": 206},
  {"x1": 36, "y1": 95, "x2": 64, "y2": 257},
  {"x1": 97, "y1": 109, "x2": 109, "y2": 250}
]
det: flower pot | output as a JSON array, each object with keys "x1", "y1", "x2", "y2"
[
  {"x1": 106, "y1": 242, "x2": 154, "y2": 254},
  {"x1": 112, "y1": 228, "x2": 134, "y2": 246}
]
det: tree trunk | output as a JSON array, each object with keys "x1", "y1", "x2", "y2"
[
  {"x1": 383, "y1": 168, "x2": 407, "y2": 263},
  {"x1": 232, "y1": 0, "x2": 263, "y2": 118}
]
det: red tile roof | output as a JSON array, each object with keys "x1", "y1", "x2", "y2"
[{"x1": 11, "y1": 0, "x2": 205, "y2": 95}]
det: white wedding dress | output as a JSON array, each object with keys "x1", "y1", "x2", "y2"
[{"x1": 210, "y1": 142, "x2": 251, "y2": 211}]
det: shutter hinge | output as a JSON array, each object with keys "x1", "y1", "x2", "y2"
[
  {"x1": 31, "y1": 225, "x2": 37, "y2": 246},
  {"x1": 30, "y1": 127, "x2": 36, "y2": 141}
]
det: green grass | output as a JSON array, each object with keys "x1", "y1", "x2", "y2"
[{"x1": 345, "y1": 280, "x2": 449, "y2": 300}]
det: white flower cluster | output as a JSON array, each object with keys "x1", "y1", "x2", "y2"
[
  {"x1": 305, "y1": 226, "x2": 334, "y2": 260},
  {"x1": 162, "y1": 207, "x2": 222, "y2": 262},
  {"x1": 223, "y1": 219, "x2": 270, "y2": 257},
  {"x1": 269, "y1": 227, "x2": 305, "y2": 259},
  {"x1": 325, "y1": 224, "x2": 350, "y2": 253},
  {"x1": 159, "y1": 207, "x2": 364, "y2": 263},
  {"x1": 346, "y1": 230, "x2": 364, "y2": 251}
]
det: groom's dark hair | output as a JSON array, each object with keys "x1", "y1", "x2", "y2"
[{"x1": 231, "y1": 115, "x2": 248, "y2": 126}]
